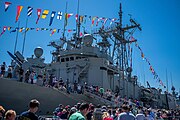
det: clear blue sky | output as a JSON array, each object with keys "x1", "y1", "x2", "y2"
[{"x1": 0, "y1": 0, "x2": 179, "y2": 94}]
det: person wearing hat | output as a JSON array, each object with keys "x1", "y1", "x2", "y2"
[
  {"x1": 19, "y1": 99, "x2": 40, "y2": 120},
  {"x1": 69, "y1": 103, "x2": 89, "y2": 120}
]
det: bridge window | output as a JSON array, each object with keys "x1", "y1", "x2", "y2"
[
  {"x1": 61, "y1": 58, "x2": 65, "y2": 62},
  {"x1": 66, "y1": 57, "x2": 69, "y2": 61},
  {"x1": 70, "y1": 57, "x2": 74, "y2": 61}
]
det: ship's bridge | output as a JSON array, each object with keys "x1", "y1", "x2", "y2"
[{"x1": 58, "y1": 45, "x2": 113, "y2": 64}]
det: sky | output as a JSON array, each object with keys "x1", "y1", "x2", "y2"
[{"x1": 0, "y1": 0, "x2": 180, "y2": 94}]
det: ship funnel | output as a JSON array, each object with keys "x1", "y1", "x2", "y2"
[{"x1": 82, "y1": 34, "x2": 93, "y2": 46}]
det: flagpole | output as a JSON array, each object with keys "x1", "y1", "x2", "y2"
[
  {"x1": 77, "y1": 0, "x2": 81, "y2": 48},
  {"x1": 22, "y1": 17, "x2": 28, "y2": 55},
  {"x1": 62, "y1": 2, "x2": 68, "y2": 40},
  {"x1": 76, "y1": 0, "x2": 80, "y2": 38},
  {"x1": 14, "y1": 21, "x2": 20, "y2": 54}
]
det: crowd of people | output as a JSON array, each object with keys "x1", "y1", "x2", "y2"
[
  {"x1": 1, "y1": 62, "x2": 180, "y2": 119},
  {"x1": 1, "y1": 99, "x2": 180, "y2": 120}
]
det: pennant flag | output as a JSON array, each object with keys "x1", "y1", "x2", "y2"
[
  {"x1": 75, "y1": 14, "x2": 78, "y2": 22},
  {"x1": 130, "y1": 36, "x2": 136, "y2": 42},
  {"x1": 5, "y1": 2, "x2": 11, "y2": 12},
  {"x1": 0, "y1": 27, "x2": 7, "y2": 37},
  {"x1": 65, "y1": 13, "x2": 73, "y2": 26},
  {"x1": 110, "y1": 18, "x2": 116, "y2": 25},
  {"x1": 89, "y1": 16, "x2": 91, "y2": 21},
  {"x1": 19, "y1": 27, "x2": 24, "y2": 32},
  {"x1": 49, "y1": 11, "x2": 56, "y2": 26},
  {"x1": 80, "y1": 16, "x2": 84, "y2": 23},
  {"x1": 41, "y1": 28, "x2": 45, "y2": 31},
  {"x1": 25, "y1": 28, "x2": 30, "y2": 32},
  {"x1": 68, "y1": 29, "x2": 72, "y2": 32},
  {"x1": 80, "y1": 32, "x2": 83, "y2": 36},
  {"x1": 96, "y1": 17, "x2": 103, "y2": 26},
  {"x1": 27, "y1": 6, "x2": 33, "y2": 16},
  {"x1": 57, "y1": 11, "x2": 63, "y2": 20},
  {"x1": 36, "y1": 9, "x2": 41, "y2": 24},
  {"x1": 41, "y1": 10, "x2": 49, "y2": 19},
  {"x1": 36, "y1": 28, "x2": 40, "y2": 31},
  {"x1": 7, "y1": 27, "x2": 12, "y2": 31},
  {"x1": 57, "y1": 29, "x2": 60, "y2": 33},
  {"x1": 84, "y1": 15, "x2": 87, "y2": 24},
  {"x1": 16, "y1": 6, "x2": 23, "y2": 22},
  {"x1": 102, "y1": 18, "x2": 108, "y2": 28},
  {"x1": 50, "y1": 29, "x2": 56, "y2": 36},
  {"x1": 141, "y1": 52, "x2": 144, "y2": 59},
  {"x1": 91, "y1": 17, "x2": 97, "y2": 27},
  {"x1": 10, "y1": 28, "x2": 17, "y2": 33}
]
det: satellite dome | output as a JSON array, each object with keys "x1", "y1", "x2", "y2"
[
  {"x1": 34, "y1": 47, "x2": 43, "y2": 58},
  {"x1": 83, "y1": 34, "x2": 93, "y2": 46}
]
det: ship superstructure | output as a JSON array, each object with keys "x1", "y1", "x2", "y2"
[{"x1": 48, "y1": 3, "x2": 142, "y2": 99}]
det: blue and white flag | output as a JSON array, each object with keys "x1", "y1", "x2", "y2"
[
  {"x1": 27, "y1": 6, "x2": 33, "y2": 16},
  {"x1": 49, "y1": 11, "x2": 56, "y2": 26},
  {"x1": 57, "y1": 11, "x2": 63, "y2": 20}
]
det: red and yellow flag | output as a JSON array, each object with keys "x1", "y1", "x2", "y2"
[
  {"x1": 65, "y1": 13, "x2": 73, "y2": 26},
  {"x1": 16, "y1": 5, "x2": 23, "y2": 22}
]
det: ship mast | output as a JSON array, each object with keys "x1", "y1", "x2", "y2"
[
  {"x1": 75, "y1": 0, "x2": 81, "y2": 48},
  {"x1": 112, "y1": 3, "x2": 141, "y2": 97},
  {"x1": 62, "y1": 2, "x2": 68, "y2": 40}
]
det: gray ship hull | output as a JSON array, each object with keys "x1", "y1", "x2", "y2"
[{"x1": 0, "y1": 78, "x2": 103, "y2": 115}]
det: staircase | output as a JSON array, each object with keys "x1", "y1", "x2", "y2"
[{"x1": 78, "y1": 63, "x2": 90, "y2": 79}]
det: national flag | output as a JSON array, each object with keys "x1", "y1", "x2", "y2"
[
  {"x1": 57, "y1": 11, "x2": 63, "y2": 20},
  {"x1": 36, "y1": 9, "x2": 41, "y2": 24},
  {"x1": 50, "y1": 29, "x2": 56, "y2": 36},
  {"x1": 65, "y1": 13, "x2": 73, "y2": 26},
  {"x1": 5, "y1": 2, "x2": 11, "y2": 12},
  {"x1": 41, "y1": 10, "x2": 49, "y2": 19},
  {"x1": 49, "y1": 11, "x2": 56, "y2": 26},
  {"x1": 15, "y1": 6, "x2": 23, "y2": 22},
  {"x1": 27, "y1": 6, "x2": 33, "y2": 16},
  {"x1": 0, "y1": 26, "x2": 7, "y2": 37}
]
